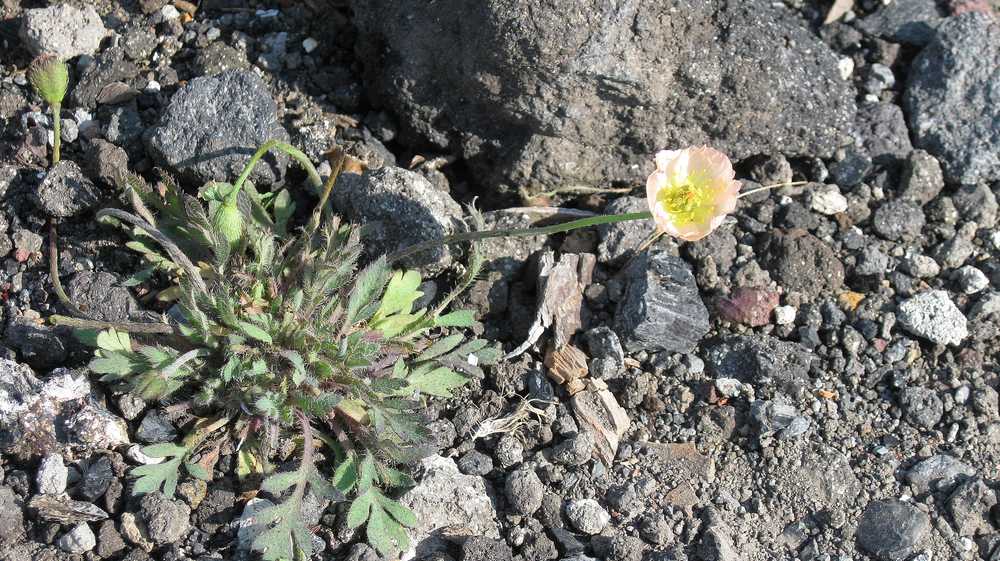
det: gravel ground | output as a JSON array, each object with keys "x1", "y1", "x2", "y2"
[{"x1": 0, "y1": 1, "x2": 999, "y2": 561}]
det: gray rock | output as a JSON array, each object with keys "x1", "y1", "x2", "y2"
[
  {"x1": 902, "y1": 254, "x2": 940, "y2": 279},
  {"x1": 699, "y1": 510, "x2": 739, "y2": 561},
  {"x1": 855, "y1": 102, "x2": 913, "y2": 162},
  {"x1": 138, "y1": 492, "x2": 191, "y2": 545},
  {"x1": 400, "y1": 455, "x2": 500, "y2": 558},
  {"x1": 457, "y1": 450, "x2": 494, "y2": 476},
  {"x1": 36, "y1": 453, "x2": 68, "y2": 495},
  {"x1": 951, "y1": 183, "x2": 998, "y2": 228},
  {"x1": 58, "y1": 523, "x2": 96, "y2": 554},
  {"x1": 504, "y1": 468, "x2": 544, "y2": 515},
  {"x1": 854, "y1": 246, "x2": 891, "y2": 278},
  {"x1": 829, "y1": 149, "x2": 872, "y2": 187},
  {"x1": 0, "y1": 366, "x2": 113, "y2": 454},
  {"x1": 136, "y1": 411, "x2": 177, "y2": 443},
  {"x1": 66, "y1": 271, "x2": 148, "y2": 323},
  {"x1": 122, "y1": 25, "x2": 157, "y2": 62},
  {"x1": 906, "y1": 455, "x2": 976, "y2": 496},
  {"x1": 331, "y1": 166, "x2": 464, "y2": 274},
  {"x1": 608, "y1": 535, "x2": 644, "y2": 561},
  {"x1": 344, "y1": 543, "x2": 380, "y2": 561},
  {"x1": 145, "y1": 70, "x2": 289, "y2": 187},
  {"x1": 565, "y1": 498, "x2": 610, "y2": 535},
  {"x1": 493, "y1": 433, "x2": 524, "y2": 469},
  {"x1": 96, "y1": 519, "x2": 126, "y2": 558},
  {"x1": 77, "y1": 455, "x2": 114, "y2": 502},
  {"x1": 0, "y1": 486, "x2": 26, "y2": 543},
  {"x1": 70, "y1": 47, "x2": 140, "y2": 109},
  {"x1": 872, "y1": 200, "x2": 925, "y2": 242},
  {"x1": 905, "y1": 14, "x2": 1000, "y2": 184},
  {"x1": 897, "y1": 290, "x2": 968, "y2": 346},
  {"x1": 583, "y1": 326, "x2": 625, "y2": 378},
  {"x1": 87, "y1": 139, "x2": 129, "y2": 187},
  {"x1": 193, "y1": 42, "x2": 250, "y2": 76},
  {"x1": 972, "y1": 385, "x2": 999, "y2": 419},
  {"x1": 899, "y1": 150, "x2": 944, "y2": 205},
  {"x1": 857, "y1": 500, "x2": 929, "y2": 561},
  {"x1": 931, "y1": 236, "x2": 975, "y2": 270},
  {"x1": 945, "y1": 478, "x2": 997, "y2": 536},
  {"x1": 756, "y1": 229, "x2": 844, "y2": 300},
  {"x1": 68, "y1": 398, "x2": 130, "y2": 450},
  {"x1": 899, "y1": 387, "x2": 944, "y2": 430},
  {"x1": 705, "y1": 335, "x2": 814, "y2": 398},
  {"x1": 0, "y1": 359, "x2": 43, "y2": 448},
  {"x1": 4, "y1": 316, "x2": 71, "y2": 371},
  {"x1": 353, "y1": 0, "x2": 854, "y2": 192},
  {"x1": 462, "y1": 536, "x2": 514, "y2": 561},
  {"x1": 596, "y1": 197, "x2": 661, "y2": 266},
  {"x1": 549, "y1": 431, "x2": 594, "y2": 466},
  {"x1": 750, "y1": 399, "x2": 809, "y2": 439},
  {"x1": 34, "y1": 160, "x2": 101, "y2": 218},
  {"x1": 20, "y1": 4, "x2": 106, "y2": 59},
  {"x1": 857, "y1": 0, "x2": 944, "y2": 46},
  {"x1": 106, "y1": 105, "x2": 145, "y2": 155},
  {"x1": 766, "y1": 444, "x2": 861, "y2": 520},
  {"x1": 615, "y1": 251, "x2": 709, "y2": 353},
  {"x1": 953, "y1": 265, "x2": 989, "y2": 294}
]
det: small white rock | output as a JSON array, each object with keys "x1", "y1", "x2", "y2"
[
  {"x1": 838, "y1": 57, "x2": 855, "y2": 80},
  {"x1": 302, "y1": 37, "x2": 319, "y2": 53},
  {"x1": 127, "y1": 444, "x2": 164, "y2": 465},
  {"x1": 811, "y1": 184, "x2": 848, "y2": 215},
  {"x1": 160, "y1": 5, "x2": 181, "y2": 20},
  {"x1": 58, "y1": 523, "x2": 96, "y2": 554},
  {"x1": 37, "y1": 453, "x2": 69, "y2": 495},
  {"x1": 256, "y1": 8, "x2": 280, "y2": 18},
  {"x1": 954, "y1": 386, "x2": 970, "y2": 404},
  {"x1": 145, "y1": 80, "x2": 162, "y2": 93},
  {"x1": 774, "y1": 305, "x2": 797, "y2": 325},
  {"x1": 565, "y1": 498, "x2": 610, "y2": 535},
  {"x1": 714, "y1": 378, "x2": 743, "y2": 398},
  {"x1": 42, "y1": 369, "x2": 91, "y2": 402},
  {"x1": 953, "y1": 265, "x2": 989, "y2": 295}
]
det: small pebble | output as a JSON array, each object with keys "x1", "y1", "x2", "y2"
[{"x1": 774, "y1": 305, "x2": 797, "y2": 325}]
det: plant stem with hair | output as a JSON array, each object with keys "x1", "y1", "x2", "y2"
[
  {"x1": 386, "y1": 211, "x2": 651, "y2": 265},
  {"x1": 51, "y1": 103, "x2": 61, "y2": 165},
  {"x1": 232, "y1": 139, "x2": 323, "y2": 195}
]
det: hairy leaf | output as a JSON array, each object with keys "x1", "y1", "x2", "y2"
[
  {"x1": 131, "y1": 443, "x2": 187, "y2": 497},
  {"x1": 406, "y1": 366, "x2": 468, "y2": 398},
  {"x1": 346, "y1": 256, "x2": 391, "y2": 325}
]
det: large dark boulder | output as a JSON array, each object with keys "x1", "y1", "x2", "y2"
[{"x1": 352, "y1": 0, "x2": 856, "y2": 193}]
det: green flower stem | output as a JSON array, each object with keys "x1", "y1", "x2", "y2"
[
  {"x1": 232, "y1": 139, "x2": 323, "y2": 198},
  {"x1": 387, "y1": 211, "x2": 652, "y2": 265},
  {"x1": 51, "y1": 103, "x2": 61, "y2": 165},
  {"x1": 48, "y1": 314, "x2": 177, "y2": 335}
]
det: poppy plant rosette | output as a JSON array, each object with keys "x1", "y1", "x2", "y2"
[{"x1": 646, "y1": 147, "x2": 741, "y2": 241}]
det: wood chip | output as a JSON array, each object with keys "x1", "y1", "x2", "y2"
[
  {"x1": 96, "y1": 81, "x2": 138, "y2": 105},
  {"x1": 174, "y1": 0, "x2": 198, "y2": 14},
  {"x1": 544, "y1": 344, "x2": 588, "y2": 395},
  {"x1": 824, "y1": 0, "x2": 854, "y2": 24},
  {"x1": 28, "y1": 494, "x2": 109, "y2": 523},
  {"x1": 571, "y1": 379, "x2": 630, "y2": 466},
  {"x1": 506, "y1": 251, "x2": 596, "y2": 359}
]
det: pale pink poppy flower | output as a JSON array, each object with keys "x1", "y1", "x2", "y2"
[{"x1": 645, "y1": 146, "x2": 741, "y2": 241}]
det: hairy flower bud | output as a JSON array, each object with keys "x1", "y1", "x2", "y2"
[
  {"x1": 214, "y1": 198, "x2": 244, "y2": 248},
  {"x1": 28, "y1": 54, "x2": 69, "y2": 107}
]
